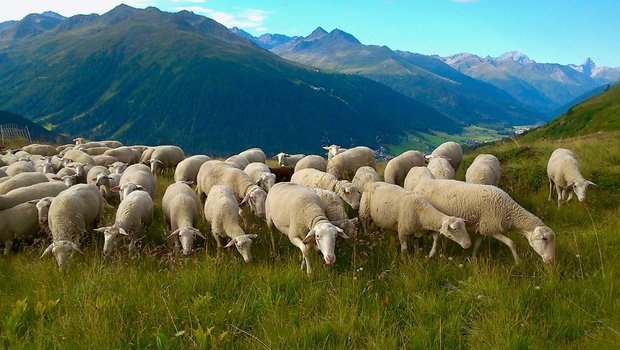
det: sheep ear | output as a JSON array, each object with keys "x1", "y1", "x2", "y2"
[
  {"x1": 335, "y1": 226, "x2": 349, "y2": 239},
  {"x1": 224, "y1": 238, "x2": 237, "y2": 248},
  {"x1": 118, "y1": 228, "x2": 129, "y2": 236},
  {"x1": 247, "y1": 234, "x2": 258, "y2": 240},
  {"x1": 68, "y1": 241, "x2": 84, "y2": 254},
  {"x1": 168, "y1": 228, "x2": 180, "y2": 238},
  {"x1": 322, "y1": 146, "x2": 330, "y2": 150},
  {"x1": 52, "y1": 177, "x2": 61, "y2": 181},
  {"x1": 194, "y1": 229, "x2": 206, "y2": 240},
  {"x1": 94, "y1": 227, "x2": 108, "y2": 233},
  {"x1": 240, "y1": 193, "x2": 250, "y2": 206},
  {"x1": 110, "y1": 186, "x2": 120, "y2": 193},
  {"x1": 136, "y1": 185, "x2": 145, "y2": 191},
  {"x1": 40, "y1": 243, "x2": 54, "y2": 258},
  {"x1": 587, "y1": 180, "x2": 596, "y2": 186},
  {"x1": 303, "y1": 229, "x2": 316, "y2": 243},
  {"x1": 27, "y1": 199, "x2": 39, "y2": 204}
]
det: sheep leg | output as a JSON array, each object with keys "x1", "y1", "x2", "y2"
[
  {"x1": 212, "y1": 232, "x2": 223, "y2": 249},
  {"x1": 267, "y1": 225, "x2": 278, "y2": 257},
  {"x1": 471, "y1": 236, "x2": 483, "y2": 258},
  {"x1": 428, "y1": 232, "x2": 440, "y2": 259},
  {"x1": 548, "y1": 178, "x2": 554, "y2": 202},
  {"x1": 3, "y1": 240, "x2": 12, "y2": 255},
  {"x1": 397, "y1": 230, "x2": 409, "y2": 254},
  {"x1": 555, "y1": 184, "x2": 563, "y2": 208},
  {"x1": 565, "y1": 190, "x2": 574, "y2": 202},
  {"x1": 290, "y1": 236, "x2": 312, "y2": 274},
  {"x1": 491, "y1": 232, "x2": 520, "y2": 265}
]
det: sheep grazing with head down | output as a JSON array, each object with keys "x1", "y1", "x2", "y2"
[
  {"x1": 225, "y1": 155, "x2": 250, "y2": 170},
  {"x1": 294, "y1": 155, "x2": 328, "y2": 173},
  {"x1": 403, "y1": 167, "x2": 435, "y2": 191},
  {"x1": 426, "y1": 156, "x2": 455, "y2": 180},
  {"x1": 266, "y1": 183, "x2": 349, "y2": 274},
  {"x1": 244, "y1": 162, "x2": 276, "y2": 192},
  {"x1": 0, "y1": 172, "x2": 49, "y2": 195},
  {"x1": 352, "y1": 166, "x2": 381, "y2": 194},
  {"x1": 384, "y1": 150, "x2": 426, "y2": 186},
  {"x1": 426, "y1": 141, "x2": 463, "y2": 172},
  {"x1": 466, "y1": 154, "x2": 501, "y2": 186},
  {"x1": 547, "y1": 148, "x2": 595, "y2": 208},
  {"x1": 113, "y1": 164, "x2": 156, "y2": 201},
  {"x1": 326, "y1": 146, "x2": 375, "y2": 181},
  {"x1": 148, "y1": 145, "x2": 185, "y2": 175},
  {"x1": 0, "y1": 182, "x2": 68, "y2": 211},
  {"x1": 291, "y1": 168, "x2": 361, "y2": 210},
  {"x1": 174, "y1": 155, "x2": 211, "y2": 183},
  {"x1": 238, "y1": 148, "x2": 266, "y2": 164},
  {"x1": 162, "y1": 182, "x2": 205, "y2": 255},
  {"x1": 310, "y1": 188, "x2": 359, "y2": 238},
  {"x1": 0, "y1": 202, "x2": 42, "y2": 255}
]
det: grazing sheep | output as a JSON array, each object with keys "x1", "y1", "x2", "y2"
[
  {"x1": 290, "y1": 168, "x2": 361, "y2": 210},
  {"x1": 225, "y1": 155, "x2": 250, "y2": 170},
  {"x1": 426, "y1": 141, "x2": 463, "y2": 172},
  {"x1": 244, "y1": 162, "x2": 276, "y2": 192},
  {"x1": 294, "y1": 155, "x2": 327, "y2": 173},
  {"x1": 148, "y1": 145, "x2": 185, "y2": 175},
  {"x1": 384, "y1": 150, "x2": 426, "y2": 186},
  {"x1": 114, "y1": 164, "x2": 157, "y2": 201},
  {"x1": 269, "y1": 166, "x2": 294, "y2": 183},
  {"x1": 95, "y1": 190, "x2": 153, "y2": 255},
  {"x1": 162, "y1": 182, "x2": 204, "y2": 255},
  {"x1": 63, "y1": 149, "x2": 95, "y2": 165},
  {"x1": 204, "y1": 185, "x2": 257, "y2": 262},
  {"x1": 411, "y1": 179, "x2": 555, "y2": 264},
  {"x1": 56, "y1": 144, "x2": 74, "y2": 154},
  {"x1": 41, "y1": 184, "x2": 107, "y2": 269},
  {"x1": 0, "y1": 182, "x2": 68, "y2": 211},
  {"x1": 466, "y1": 154, "x2": 501, "y2": 186},
  {"x1": 84, "y1": 146, "x2": 111, "y2": 156},
  {"x1": 100, "y1": 140, "x2": 123, "y2": 148},
  {"x1": 359, "y1": 182, "x2": 471, "y2": 257},
  {"x1": 174, "y1": 155, "x2": 211, "y2": 183},
  {"x1": 92, "y1": 155, "x2": 119, "y2": 167},
  {"x1": 323, "y1": 145, "x2": 347, "y2": 160},
  {"x1": 35, "y1": 196, "x2": 55, "y2": 236},
  {"x1": 139, "y1": 147, "x2": 156, "y2": 164},
  {"x1": 403, "y1": 167, "x2": 435, "y2": 191},
  {"x1": 327, "y1": 146, "x2": 375, "y2": 181},
  {"x1": 109, "y1": 161, "x2": 128, "y2": 175},
  {"x1": 266, "y1": 183, "x2": 349, "y2": 274},
  {"x1": 0, "y1": 172, "x2": 49, "y2": 195},
  {"x1": 310, "y1": 188, "x2": 359, "y2": 237},
  {"x1": 87, "y1": 166, "x2": 113, "y2": 199},
  {"x1": 103, "y1": 147, "x2": 139, "y2": 164},
  {"x1": 238, "y1": 148, "x2": 266, "y2": 164},
  {"x1": 21, "y1": 144, "x2": 57, "y2": 157},
  {"x1": 0, "y1": 202, "x2": 41, "y2": 255},
  {"x1": 352, "y1": 166, "x2": 381, "y2": 193},
  {"x1": 5, "y1": 161, "x2": 35, "y2": 176},
  {"x1": 547, "y1": 148, "x2": 595, "y2": 208},
  {"x1": 274, "y1": 153, "x2": 305, "y2": 167},
  {"x1": 427, "y1": 156, "x2": 455, "y2": 180}
]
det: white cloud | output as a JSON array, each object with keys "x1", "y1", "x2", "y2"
[
  {"x1": 174, "y1": 6, "x2": 269, "y2": 29},
  {"x1": 0, "y1": 0, "x2": 153, "y2": 22}
]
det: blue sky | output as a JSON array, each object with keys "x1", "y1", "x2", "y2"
[{"x1": 3, "y1": 0, "x2": 619, "y2": 67}]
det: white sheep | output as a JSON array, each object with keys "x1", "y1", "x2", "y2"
[
  {"x1": 547, "y1": 148, "x2": 595, "y2": 208},
  {"x1": 41, "y1": 184, "x2": 107, "y2": 269},
  {"x1": 87, "y1": 166, "x2": 114, "y2": 199},
  {"x1": 384, "y1": 150, "x2": 425, "y2": 186},
  {"x1": 103, "y1": 146, "x2": 140, "y2": 164},
  {"x1": 225, "y1": 155, "x2": 250, "y2": 170},
  {"x1": 109, "y1": 161, "x2": 128, "y2": 175},
  {"x1": 290, "y1": 168, "x2": 361, "y2": 210},
  {"x1": 427, "y1": 156, "x2": 455, "y2": 180},
  {"x1": 326, "y1": 146, "x2": 375, "y2": 181},
  {"x1": 34, "y1": 196, "x2": 55, "y2": 236},
  {"x1": 0, "y1": 202, "x2": 41, "y2": 255},
  {"x1": 84, "y1": 146, "x2": 112, "y2": 156},
  {"x1": 275, "y1": 152, "x2": 305, "y2": 167},
  {"x1": 162, "y1": 182, "x2": 205, "y2": 255},
  {"x1": 465, "y1": 154, "x2": 501, "y2": 186},
  {"x1": 352, "y1": 166, "x2": 381, "y2": 193},
  {"x1": 323, "y1": 145, "x2": 347, "y2": 160},
  {"x1": 266, "y1": 183, "x2": 349, "y2": 274},
  {"x1": 238, "y1": 148, "x2": 266, "y2": 164},
  {"x1": 21, "y1": 144, "x2": 58, "y2": 157},
  {"x1": 310, "y1": 188, "x2": 358, "y2": 237},
  {"x1": 138, "y1": 147, "x2": 156, "y2": 164},
  {"x1": 0, "y1": 182, "x2": 68, "y2": 211},
  {"x1": 0, "y1": 172, "x2": 49, "y2": 195},
  {"x1": 244, "y1": 162, "x2": 276, "y2": 192},
  {"x1": 426, "y1": 141, "x2": 463, "y2": 172},
  {"x1": 403, "y1": 167, "x2": 435, "y2": 191},
  {"x1": 5, "y1": 160, "x2": 35, "y2": 176},
  {"x1": 95, "y1": 190, "x2": 153, "y2": 254},
  {"x1": 411, "y1": 179, "x2": 555, "y2": 264},
  {"x1": 359, "y1": 182, "x2": 471, "y2": 257},
  {"x1": 99, "y1": 140, "x2": 123, "y2": 148},
  {"x1": 113, "y1": 164, "x2": 156, "y2": 201},
  {"x1": 92, "y1": 155, "x2": 119, "y2": 167},
  {"x1": 174, "y1": 155, "x2": 211, "y2": 183},
  {"x1": 148, "y1": 145, "x2": 185, "y2": 175},
  {"x1": 294, "y1": 155, "x2": 327, "y2": 173},
  {"x1": 204, "y1": 185, "x2": 257, "y2": 262},
  {"x1": 63, "y1": 149, "x2": 95, "y2": 165}
]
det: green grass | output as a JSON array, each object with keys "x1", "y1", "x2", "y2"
[{"x1": 2, "y1": 131, "x2": 620, "y2": 349}]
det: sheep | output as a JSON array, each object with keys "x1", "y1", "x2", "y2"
[
  {"x1": 225, "y1": 155, "x2": 250, "y2": 170},
  {"x1": 352, "y1": 166, "x2": 381, "y2": 193},
  {"x1": 113, "y1": 164, "x2": 157, "y2": 201},
  {"x1": 547, "y1": 148, "x2": 595, "y2": 208},
  {"x1": 94, "y1": 190, "x2": 153, "y2": 255},
  {"x1": 426, "y1": 141, "x2": 463, "y2": 172},
  {"x1": 174, "y1": 155, "x2": 211, "y2": 183},
  {"x1": 87, "y1": 166, "x2": 113, "y2": 199},
  {"x1": 274, "y1": 153, "x2": 305, "y2": 167},
  {"x1": 5, "y1": 161, "x2": 35, "y2": 176},
  {"x1": 384, "y1": 150, "x2": 426, "y2": 186},
  {"x1": 244, "y1": 162, "x2": 276, "y2": 192},
  {"x1": 269, "y1": 166, "x2": 294, "y2": 183},
  {"x1": 99, "y1": 140, "x2": 123, "y2": 148},
  {"x1": 92, "y1": 155, "x2": 119, "y2": 167},
  {"x1": 73, "y1": 137, "x2": 88, "y2": 145},
  {"x1": 310, "y1": 188, "x2": 359, "y2": 237},
  {"x1": 266, "y1": 183, "x2": 349, "y2": 274},
  {"x1": 41, "y1": 184, "x2": 107, "y2": 269},
  {"x1": 139, "y1": 147, "x2": 156, "y2": 164},
  {"x1": 196, "y1": 161, "x2": 267, "y2": 219},
  {"x1": 359, "y1": 182, "x2": 471, "y2": 257},
  {"x1": 34, "y1": 196, "x2": 55, "y2": 236},
  {"x1": 0, "y1": 182, "x2": 68, "y2": 211},
  {"x1": 427, "y1": 156, "x2": 455, "y2": 180},
  {"x1": 56, "y1": 144, "x2": 74, "y2": 154},
  {"x1": 238, "y1": 148, "x2": 266, "y2": 164},
  {"x1": 294, "y1": 155, "x2": 327, "y2": 173},
  {"x1": 84, "y1": 146, "x2": 111, "y2": 156},
  {"x1": 0, "y1": 172, "x2": 49, "y2": 195},
  {"x1": 0, "y1": 202, "x2": 42, "y2": 255},
  {"x1": 21, "y1": 144, "x2": 57, "y2": 157},
  {"x1": 162, "y1": 182, "x2": 205, "y2": 255},
  {"x1": 148, "y1": 145, "x2": 185, "y2": 175},
  {"x1": 109, "y1": 161, "x2": 128, "y2": 175},
  {"x1": 465, "y1": 154, "x2": 501, "y2": 186},
  {"x1": 204, "y1": 185, "x2": 257, "y2": 262},
  {"x1": 290, "y1": 168, "x2": 361, "y2": 210},
  {"x1": 403, "y1": 167, "x2": 435, "y2": 191},
  {"x1": 326, "y1": 146, "x2": 375, "y2": 181},
  {"x1": 411, "y1": 179, "x2": 555, "y2": 264},
  {"x1": 65, "y1": 162, "x2": 89, "y2": 184},
  {"x1": 63, "y1": 149, "x2": 95, "y2": 165},
  {"x1": 103, "y1": 146, "x2": 140, "y2": 164},
  {"x1": 323, "y1": 145, "x2": 347, "y2": 160}
]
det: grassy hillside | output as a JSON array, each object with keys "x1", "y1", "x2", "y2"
[
  {"x1": 0, "y1": 109, "x2": 60, "y2": 144},
  {"x1": 2, "y1": 130, "x2": 619, "y2": 348}
]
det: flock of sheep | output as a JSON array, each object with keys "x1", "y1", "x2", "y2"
[{"x1": 0, "y1": 138, "x2": 595, "y2": 272}]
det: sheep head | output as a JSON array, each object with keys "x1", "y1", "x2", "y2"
[
  {"x1": 169, "y1": 227, "x2": 205, "y2": 256},
  {"x1": 241, "y1": 186, "x2": 267, "y2": 219},
  {"x1": 336, "y1": 181, "x2": 361, "y2": 210},
  {"x1": 303, "y1": 222, "x2": 348, "y2": 265},
  {"x1": 95, "y1": 226, "x2": 128, "y2": 255},
  {"x1": 41, "y1": 240, "x2": 83, "y2": 270},
  {"x1": 224, "y1": 234, "x2": 258, "y2": 263},
  {"x1": 440, "y1": 217, "x2": 471, "y2": 249},
  {"x1": 571, "y1": 179, "x2": 596, "y2": 202},
  {"x1": 527, "y1": 226, "x2": 555, "y2": 264}
]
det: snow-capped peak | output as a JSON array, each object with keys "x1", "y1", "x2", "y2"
[{"x1": 496, "y1": 51, "x2": 533, "y2": 64}]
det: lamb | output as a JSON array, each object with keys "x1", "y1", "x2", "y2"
[
  {"x1": 403, "y1": 167, "x2": 435, "y2": 191},
  {"x1": 103, "y1": 147, "x2": 140, "y2": 164},
  {"x1": 0, "y1": 202, "x2": 42, "y2": 255},
  {"x1": 269, "y1": 166, "x2": 294, "y2": 183},
  {"x1": 547, "y1": 148, "x2": 595, "y2": 208},
  {"x1": 204, "y1": 185, "x2": 257, "y2": 262},
  {"x1": 244, "y1": 162, "x2": 276, "y2": 192},
  {"x1": 5, "y1": 161, "x2": 35, "y2": 176},
  {"x1": 290, "y1": 168, "x2": 361, "y2": 210},
  {"x1": 352, "y1": 166, "x2": 381, "y2": 193},
  {"x1": 41, "y1": 184, "x2": 107, "y2": 269},
  {"x1": 384, "y1": 150, "x2": 426, "y2": 186},
  {"x1": 275, "y1": 153, "x2": 305, "y2": 167},
  {"x1": 359, "y1": 182, "x2": 471, "y2": 257},
  {"x1": 294, "y1": 155, "x2": 327, "y2": 173},
  {"x1": 427, "y1": 156, "x2": 455, "y2": 180},
  {"x1": 465, "y1": 154, "x2": 501, "y2": 186},
  {"x1": 162, "y1": 182, "x2": 205, "y2": 255},
  {"x1": 326, "y1": 146, "x2": 375, "y2": 181},
  {"x1": 95, "y1": 190, "x2": 153, "y2": 255},
  {"x1": 411, "y1": 179, "x2": 555, "y2": 264},
  {"x1": 310, "y1": 188, "x2": 358, "y2": 237},
  {"x1": 426, "y1": 141, "x2": 463, "y2": 172},
  {"x1": 225, "y1": 155, "x2": 250, "y2": 170},
  {"x1": 0, "y1": 172, "x2": 49, "y2": 195},
  {"x1": 148, "y1": 145, "x2": 185, "y2": 175},
  {"x1": 238, "y1": 148, "x2": 266, "y2": 164},
  {"x1": 0, "y1": 182, "x2": 68, "y2": 211},
  {"x1": 323, "y1": 145, "x2": 347, "y2": 160},
  {"x1": 63, "y1": 149, "x2": 95, "y2": 165},
  {"x1": 21, "y1": 144, "x2": 57, "y2": 157},
  {"x1": 174, "y1": 155, "x2": 211, "y2": 183},
  {"x1": 113, "y1": 164, "x2": 157, "y2": 201},
  {"x1": 266, "y1": 183, "x2": 349, "y2": 274}
]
